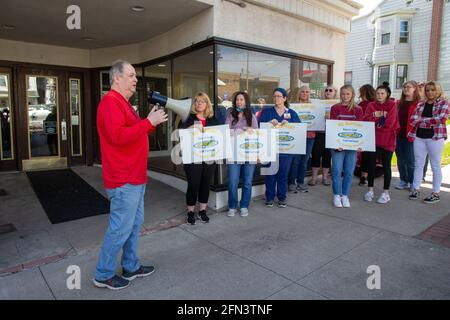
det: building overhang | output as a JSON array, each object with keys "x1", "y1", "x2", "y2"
[
  {"x1": 370, "y1": 8, "x2": 417, "y2": 23},
  {"x1": 0, "y1": 0, "x2": 213, "y2": 49}
]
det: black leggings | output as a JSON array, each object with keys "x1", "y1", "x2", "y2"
[
  {"x1": 360, "y1": 151, "x2": 370, "y2": 173},
  {"x1": 184, "y1": 163, "x2": 216, "y2": 206},
  {"x1": 366, "y1": 147, "x2": 393, "y2": 189},
  {"x1": 311, "y1": 132, "x2": 331, "y2": 168}
]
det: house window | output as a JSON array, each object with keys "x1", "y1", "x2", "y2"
[
  {"x1": 396, "y1": 65, "x2": 408, "y2": 89},
  {"x1": 400, "y1": 21, "x2": 409, "y2": 43},
  {"x1": 344, "y1": 72, "x2": 353, "y2": 85},
  {"x1": 378, "y1": 65, "x2": 390, "y2": 86},
  {"x1": 381, "y1": 20, "x2": 391, "y2": 45}
]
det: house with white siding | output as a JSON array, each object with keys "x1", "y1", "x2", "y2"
[{"x1": 345, "y1": 0, "x2": 450, "y2": 99}]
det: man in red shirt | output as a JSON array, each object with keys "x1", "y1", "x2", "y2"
[{"x1": 93, "y1": 60, "x2": 168, "y2": 290}]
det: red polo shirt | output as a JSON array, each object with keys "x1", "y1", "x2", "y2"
[{"x1": 97, "y1": 89, "x2": 155, "y2": 188}]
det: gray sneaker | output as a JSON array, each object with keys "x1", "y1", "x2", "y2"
[
  {"x1": 288, "y1": 184, "x2": 298, "y2": 193},
  {"x1": 277, "y1": 200, "x2": 287, "y2": 208},
  {"x1": 296, "y1": 183, "x2": 309, "y2": 193},
  {"x1": 240, "y1": 208, "x2": 249, "y2": 217},
  {"x1": 227, "y1": 209, "x2": 236, "y2": 217}
]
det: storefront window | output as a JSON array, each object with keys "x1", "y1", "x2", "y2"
[
  {"x1": 0, "y1": 73, "x2": 14, "y2": 160},
  {"x1": 144, "y1": 61, "x2": 171, "y2": 152}
]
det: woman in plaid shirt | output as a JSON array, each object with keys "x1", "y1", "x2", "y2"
[{"x1": 408, "y1": 81, "x2": 449, "y2": 203}]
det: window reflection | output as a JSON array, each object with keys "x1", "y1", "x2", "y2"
[
  {"x1": 0, "y1": 73, "x2": 13, "y2": 160},
  {"x1": 27, "y1": 76, "x2": 59, "y2": 157},
  {"x1": 70, "y1": 79, "x2": 82, "y2": 156},
  {"x1": 144, "y1": 62, "x2": 171, "y2": 152}
]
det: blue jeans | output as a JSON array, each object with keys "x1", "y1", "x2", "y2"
[
  {"x1": 95, "y1": 183, "x2": 146, "y2": 281},
  {"x1": 395, "y1": 137, "x2": 415, "y2": 184},
  {"x1": 265, "y1": 156, "x2": 293, "y2": 202},
  {"x1": 331, "y1": 150, "x2": 357, "y2": 196},
  {"x1": 228, "y1": 163, "x2": 256, "y2": 209},
  {"x1": 289, "y1": 138, "x2": 315, "y2": 185}
]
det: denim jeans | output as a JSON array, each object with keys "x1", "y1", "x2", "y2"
[
  {"x1": 395, "y1": 137, "x2": 415, "y2": 184},
  {"x1": 265, "y1": 156, "x2": 293, "y2": 202},
  {"x1": 289, "y1": 138, "x2": 315, "y2": 185},
  {"x1": 95, "y1": 183, "x2": 146, "y2": 281},
  {"x1": 228, "y1": 163, "x2": 256, "y2": 209},
  {"x1": 331, "y1": 150, "x2": 357, "y2": 196}
]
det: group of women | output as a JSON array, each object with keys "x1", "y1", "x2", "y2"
[{"x1": 179, "y1": 81, "x2": 449, "y2": 224}]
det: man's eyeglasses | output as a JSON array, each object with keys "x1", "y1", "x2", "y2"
[{"x1": 325, "y1": 89, "x2": 334, "y2": 92}]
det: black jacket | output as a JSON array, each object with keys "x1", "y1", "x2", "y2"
[{"x1": 180, "y1": 113, "x2": 219, "y2": 129}]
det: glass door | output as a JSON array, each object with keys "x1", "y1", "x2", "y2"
[{"x1": 19, "y1": 68, "x2": 68, "y2": 171}]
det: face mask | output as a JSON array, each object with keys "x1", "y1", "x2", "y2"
[{"x1": 236, "y1": 107, "x2": 245, "y2": 113}]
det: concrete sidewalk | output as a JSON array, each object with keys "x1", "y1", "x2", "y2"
[{"x1": 0, "y1": 165, "x2": 449, "y2": 299}]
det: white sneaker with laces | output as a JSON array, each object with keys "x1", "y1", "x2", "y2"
[
  {"x1": 333, "y1": 195, "x2": 343, "y2": 208},
  {"x1": 240, "y1": 208, "x2": 249, "y2": 217},
  {"x1": 377, "y1": 193, "x2": 390, "y2": 204},
  {"x1": 364, "y1": 191, "x2": 374, "y2": 202},
  {"x1": 227, "y1": 209, "x2": 236, "y2": 217},
  {"x1": 341, "y1": 195, "x2": 351, "y2": 208}
]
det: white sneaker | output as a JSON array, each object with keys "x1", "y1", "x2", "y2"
[
  {"x1": 341, "y1": 195, "x2": 351, "y2": 208},
  {"x1": 333, "y1": 195, "x2": 343, "y2": 208},
  {"x1": 377, "y1": 193, "x2": 390, "y2": 204},
  {"x1": 240, "y1": 208, "x2": 249, "y2": 217},
  {"x1": 227, "y1": 209, "x2": 236, "y2": 217},
  {"x1": 364, "y1": 191, "x2": 374, "y2": 202}
]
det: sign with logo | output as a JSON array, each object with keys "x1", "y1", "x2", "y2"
[
  {"x1": 43, "y1": 120, "x2": 57, "y2": 134},
  {"x1": 325, "y1": 120, "x2": 375, "y2": 151},
  {"x1": 228, "y1": 128, "x2": 277, "y2": 163},
  {"x1": 290, "y1": 103, "x2": 324, "y2": 131},
  {"x1": 179, "y1": 125, "x2": 231, "y2": 164},
  {"x1": 313, "y1": 99, "x2": 340, "y2": 120},
  {"x1": 260, "y1": 122, "x2": 307, "y2": 155}
]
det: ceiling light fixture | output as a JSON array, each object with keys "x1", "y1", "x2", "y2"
[
  {"x1": 130, "y1": 6, "x2": 146, "y2": 12},
  {"x1": 157, "y1": 64, "x2": 166, "y2": 67},
  {"x1": 83, "y1": 37, "x2": 94, "y2": 41}
]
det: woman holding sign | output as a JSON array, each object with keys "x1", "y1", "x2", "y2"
[
  {"x1": 363, "y1": 82, "x2": 400, "y2": 204},
  {"x1": 288, "y1": 86, "x2": 315, "y2": 193},
  {"x1": 330, "y1": 85, "x2": 364, "y2": 208},
  {"x1": 259, "y1": 88, "x2": 301, "y2": 208},
  {"x1": 226, "y1": 91, "x2": 258, "y2": 217},
  {"x1": 309, "y1": 85, "x2": 337, "y2": 186},
  {"x1": 180, "y1": 93, "x2": 218, "y2": 225},
  {"x1": 408, "y1": 81, "x2": 449, "y2": 204}
]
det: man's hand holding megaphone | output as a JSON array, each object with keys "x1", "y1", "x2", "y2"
[{"x1": 147, "y1": 105, "x2": 168, "y2": 127}]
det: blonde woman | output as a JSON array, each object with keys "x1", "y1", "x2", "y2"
[
  {"x1": 329, "y1": 85, "x2": 364, "y2": 208},
  {"x1": 180, "y1": 92, "x2": 218, "y2": 224},
  {"x1": 288, "y1": 85, "x2": 316, "y2": 193},
  {"x1": 408, "y1": 82, "x2": 449, "y2": 203}
]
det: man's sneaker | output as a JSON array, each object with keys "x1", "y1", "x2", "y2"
[
  {"x1": 187, "y1": 211, "x2": 196, "y2": 225},
  {"x1": 122, "y1": 265, "x2": 155, "y2": 281},
  {"x1": 424, "y1": 193, "x2": 440, "y2": 204},
  {"x1": 288, "y1": 184, "x2": 298, "y2": 193},
  {"x1": 240, "y1": 208, "x2": 249, "y2": 217},
  {"x1": 359, "y1": 177, "x2": 367, "y2": 186},
  {"x1": 364, "y1": 191, "x2": 374, "y2": 202},
  {"x1": 199, "y1": 210, "x2": 210, "y2": 223},
  {"x1": 297, "y1": 183, "x2": 309, "y2": 193},
  {"x1": 341, "y1": 195, "x2": 351, "y2": 208},
  {"x1": 277, "y1": 200, "x2": 287, "y2": 208},
  {"x1": 395, "y1": 181, "x2": 409, "y2": 190},
  {"x1": 265, "y1": 200, "x2": 274, "y2": 207},
  {"x1": 93, "y1": 275, "x2": 130, "y2": 290},
  {"x1": 409, "y1": 189, "x2": 419, "y2": 200},
  {"x1": 227, "y1": 209, "x2": 236, "y2": 217},
  {"x1": 333, "y1": 195, "x2": 342, "y2": 208},
  {"x1": 377, "y1": 193, "x2": 390, "y2": 204}
]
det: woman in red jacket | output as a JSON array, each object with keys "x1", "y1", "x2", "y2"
[
  {"x1": 363, "y1": 82, "x2": 400, "y2": 204},
  {"x1": 329, "y1": 85, "x2": 364, "y2": 208},
  {"x1": 395, "y1": 81, "x2": 420, "y2": 191}
]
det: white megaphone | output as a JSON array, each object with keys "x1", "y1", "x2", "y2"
[{"x1": 148, "y1": 90, "x2": 191, "y2": 122}]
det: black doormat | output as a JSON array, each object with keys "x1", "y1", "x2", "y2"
[{"x1": 26, "y1": 169, "x2": 109, "y2": 224}]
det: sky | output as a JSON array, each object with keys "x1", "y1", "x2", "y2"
[{"x1": 352, "y1": 0, "x2": 384, "y2": 18}]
